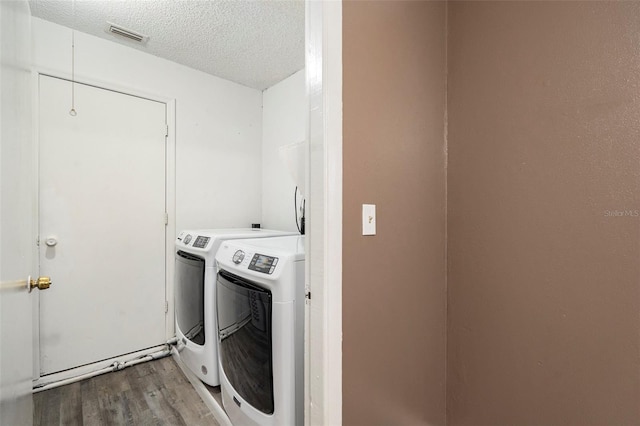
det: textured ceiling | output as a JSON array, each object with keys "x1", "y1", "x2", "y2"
[{"x1": 28, "y1": 0, "x2": 305, "y2": 90}]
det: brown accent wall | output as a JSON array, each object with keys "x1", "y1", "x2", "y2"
[
  {"x1": 342, "y1": 1, "x2": 447, "y2": 425},
  {"x1": 447, "y1": 2, "x2": 640, "y2": 425}
]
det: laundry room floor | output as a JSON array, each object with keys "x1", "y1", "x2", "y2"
[{"x1": 34, "y1": 356, "x2": 219, "y2": 426}]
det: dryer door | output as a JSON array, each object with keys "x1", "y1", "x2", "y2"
[
  {"x1": 175, "y1": 250, "x2": 205, "y2": 345},
  {"x1": 217, "y1": 270, "x2": 274, "y2": 414}
]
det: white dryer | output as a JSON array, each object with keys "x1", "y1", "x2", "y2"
[
  {"x1": 174, "y1": 229, "x2": 294, "y2": 386},
  {"x1": 216, "y1": 235, "x2": 305, "y2": 426}
]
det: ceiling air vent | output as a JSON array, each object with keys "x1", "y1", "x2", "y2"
[{"x1": 105, "y1": 22, "x2": 148, "y2": 44}]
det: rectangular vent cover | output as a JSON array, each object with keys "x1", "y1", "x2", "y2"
[{"x1": 106, "y1": 22, "x2": 148, "y2": 43}]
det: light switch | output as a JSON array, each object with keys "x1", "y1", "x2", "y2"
[{"x1": 362, "y1": 204, "x2": 376, "y2": 236}]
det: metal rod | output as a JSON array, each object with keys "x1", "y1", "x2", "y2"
[{"x1": 69, "y1": 0, "x2": 77, "y2": 116}]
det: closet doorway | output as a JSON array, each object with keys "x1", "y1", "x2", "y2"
[{"x1": 38, "y1": 74, "x2": 168, "y2": 375}]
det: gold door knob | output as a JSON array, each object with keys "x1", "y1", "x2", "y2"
[{"x1": 31, "y1": 276, "x2": 52, "y2": 291}]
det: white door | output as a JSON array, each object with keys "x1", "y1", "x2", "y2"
[{"x1": 38, "y1": 75, "x2": 167, "y2": 375}]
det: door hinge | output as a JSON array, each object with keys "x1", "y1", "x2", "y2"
[
  {"x1": 165, "y1": 213, "x2": 169, "y2": 226},
  {"x1": 36, "y1": 236, "x2": 40, "y2": 247},
  {"x1": 165, "y1": 124, "x2": 169, "y2": 137},
  {"x1": 305, "y1": 291, "x2": 311, "y2": 300},
  {"x1": 165, "y1": 301, "x2": 169, "y2": 313}
]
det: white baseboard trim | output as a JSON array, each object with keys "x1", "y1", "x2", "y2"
[{"x1": 33, "y1": 344, "x2": 167, "y2": 388}]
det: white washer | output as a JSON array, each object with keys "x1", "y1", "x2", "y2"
[
  {"x1": 216, "y1": 235, "x2": 305, "y2": 426},
  {"x1": 174, "y1": 229, "x2": 295, "y2": 386}
]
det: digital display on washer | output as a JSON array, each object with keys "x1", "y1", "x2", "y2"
[
  {"x1": 192, "y1": 236, "x2": 210, "y2": 248},
  {"x1": 248, "y1": 253, "x2": 278, "y2": 274}
]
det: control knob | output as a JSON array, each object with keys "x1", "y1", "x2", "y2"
[{"x1": 232, "y1": 250, "x2": 245, "y2": 264}]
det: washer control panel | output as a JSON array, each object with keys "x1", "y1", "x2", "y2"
[
  {"x1": 192, "y1": 236, "x2": 210, "y2": 249},
  {"x1": 248, "y1": 253, "x2": 279, "y2": 275},
  {"x1": 176, "y1": 232, "x2": 210, "y2": 249}
]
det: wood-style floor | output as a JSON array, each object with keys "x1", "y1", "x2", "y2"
[{"x1": 34, "y1": 356, "x2": 219, "y2": 426}]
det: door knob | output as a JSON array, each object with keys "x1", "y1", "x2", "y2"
[
  {"x1": 45, "y1": 237, "x2": 57, "y2": 247},
  {"x1": 30, "y1": 276, "x2": 52, "y2": 291}
]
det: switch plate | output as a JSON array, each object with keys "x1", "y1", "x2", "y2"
[{"x1": 362, "y1": 204, "x2": 376, "y2": 236}]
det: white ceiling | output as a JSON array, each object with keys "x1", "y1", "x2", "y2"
[{"x1": 28, "y1": 0, "x2": 305, "y2": 91}]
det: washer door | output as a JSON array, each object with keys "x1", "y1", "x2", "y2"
[
  {"x1": 217, "y1": 270, "x2": 274, "y2": 414},
  {"x1": 175, "y1": 250, "x2": 205, "y2": 345}
]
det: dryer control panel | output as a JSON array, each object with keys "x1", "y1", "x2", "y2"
[
  {"x1": 248, "y1": 254, "x2": 279, "y2": 275},
  {"x1": 222, "y1": 246, "x2": 279, "y2": 275}
]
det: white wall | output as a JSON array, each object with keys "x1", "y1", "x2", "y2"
[
  {"x1": 0, "y1": 0, "x2": 34, "y2": 424},
  {"x1": 32, "y1": 18, "x2": 264, "y2": 232},
  {"x1": 261, "y1": 69, "x2": 306, "y2": 232}
]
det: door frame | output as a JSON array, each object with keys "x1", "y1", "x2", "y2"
[
  {"x1": 306, "y1": 1, "x2": 343, "y2": 425},
  {"x1": 29, "y1": 7, "x2": 344, "y2": 417},
  {"x1": 30, "y1": 69, "x2": 177, "y2": 381}
]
